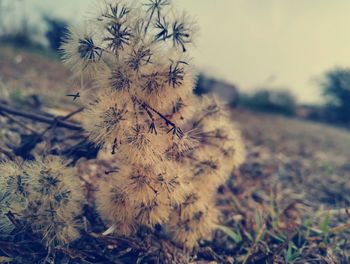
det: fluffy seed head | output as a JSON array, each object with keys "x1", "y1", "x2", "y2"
[
  {"x1": 0, "y1": 160, "x2": 29, "y2": 233},
  {"x1": 62, "y1": 0, "x2": 245, "y2": 249},
  {"x1": 167, "y1": 190, "x2": 219, "y2": 249},
  {"x1": 96, "y1": 161, "x2": 187, "y2": 232},
  {"x1": 0, "y1": 156, "x2": 84, "y2": 247}
]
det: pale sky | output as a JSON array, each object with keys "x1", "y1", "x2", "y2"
[{"x1": 9, "y1": 0, "x2": 350, "y2": 103}]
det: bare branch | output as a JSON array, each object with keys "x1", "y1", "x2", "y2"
[
  {"x1": 0, "y1": 102, "x2": 83, "y2": 131},
  {"x1": 132, "y1": 97, "x2": 183, "y2": 138}
]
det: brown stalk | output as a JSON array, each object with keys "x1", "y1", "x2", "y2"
[{"x1": 0, "y1": 102, "x2": 83, "y2": 131}]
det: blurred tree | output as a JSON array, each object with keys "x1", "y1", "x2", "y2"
[
  {"x1": 194, "y1": 74, "x2": 240, "y2": 107},
  {"x1": 241, "y1": 89, "x2": 296, "y2": 116},
  {"x1": 194, "y1": 74, "x2": 207, "y2": 95},
  {"x1": 0, "y1": 0, "x2": 37, "y2": 48},
  {"x1": 321, "y1": 68, "x2": 350, "y2": 124},
  {"x1": 44, "y1": 17, "x2": 68, "y2": 51}
]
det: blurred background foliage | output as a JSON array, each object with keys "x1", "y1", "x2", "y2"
[
  {"x1": 321, "y1": 68, "x2": 350, "y2": 125},
  {"x1": 239, "y1": 89, "x2": 296, "y2": 116},
  {"x1": 0, "y1": 0, "x2": 67, "y2": 56}
]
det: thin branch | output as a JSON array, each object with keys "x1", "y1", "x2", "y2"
[
  {"x1": 5, "y1": 211, "x2": 22, "y2": 229},
  {"x1": 111, "y1": 138, "x2": 117, "y2": 155},
  {"x1": 133, "y1": 97, "x2": 183, "y2": 138},
  {"x1": 140, "y1": 103, "x2": 157, "y2": 134},
  {"x1": 0, "y1": 103, "x2": 83, "y2": 131},
  {"x1": 61, "y1": 107, "x2": 85, "y2": 121},
  {"x1": 0, "y1": 146, "x2": 16, "y2": 159},
  {"x1": 0, "y1": 110, "x2": 37, "y2": 133}
]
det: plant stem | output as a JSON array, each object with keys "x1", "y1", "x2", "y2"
[{"x1": 0, "y1": 102, "x2": 83, "y2": 131}]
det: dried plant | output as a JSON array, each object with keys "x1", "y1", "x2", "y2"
[
  {"x1": 61, "y1": 0, "x2": 245, "y2": 249},
  {"x1": 0, "y1": 160, "x2": 29, "y2": 233},
  {"x1": 0, "y1": 156, "x2": 83, "y2": 248}
]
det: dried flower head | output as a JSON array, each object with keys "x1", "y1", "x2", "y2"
[
  {"x1": 0, "y1": 160, "x2": 29, "y2": 233},
  {"x1": 192, "y1": 96, "x2": 246, "y2": 176},
  {"x1": 168, "y1": 191, "x2": 219, "y2": 249},
  {"x1": 61, "y1": 24, "x2": 104, "y2": 77},
  {"x1": 62, "y1": 0, "x2": 245, "y2": 249},
  {"x1": 96, "y1": 162, "x2": 186, "y2": 233},
  {"x1": 104, "y1": 23, "x2": 133, "y2": 53},
  {"x1": 0, "y1": 156, "x2": 83, "y2": 248},
  {"x1": 82, "y1": 90, "x2": 133, "y2": 148},
  {"x1": 24, "y1": 156, "x2": 83, "y2": 247}
]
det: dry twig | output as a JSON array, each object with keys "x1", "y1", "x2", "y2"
[{"x1": 0, "y1": 103, "x2": 83, "y2": 131}]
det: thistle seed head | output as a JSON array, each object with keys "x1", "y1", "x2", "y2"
[
  {"x1": 0, "y1": 156, "x2": 83, "y2": 247},
  {"x1": 61, "y1": 0, "x2": 245, "y2": 249}
]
